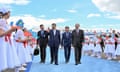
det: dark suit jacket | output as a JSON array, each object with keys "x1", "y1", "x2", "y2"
[
  {"x1": 61, "y1": 32, "x2": 72, "y2": 47},
  {"x1": 37, "y1": 30, "x2": 49, "y2": 46},
  {"x1": 48, "y1": 30, "x2": 61, "y2": 47},
  {"x1": 72, "y1": 29, "x2": 84, "y2": 47}
]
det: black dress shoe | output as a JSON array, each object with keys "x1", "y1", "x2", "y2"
[
  {"x1": 50, "y1": 61, "x2": 54, "y2": 64},
  {"x1": 40, "y1": 61, "x2": 43, "y2": 63},
  {"x1": 65, "y1": 61, "x2": 69, "y2": 64},
  {"x1": 55, "y1": 63, "x2": 59, "y2": 65},
  {"x1": 78, "y1": 62, "x2": 81, "y2": 64},
  {"x1": 43, "y1": 61, "x2": 45, "y2": 64},
  {"x1": 75, "y1": 63, "x2": 78, "y2": 65},
  {"x1": 65, "y1": 62, "x2": 68, "y2": 64}
]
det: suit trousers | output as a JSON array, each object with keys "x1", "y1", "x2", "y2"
[
  {"x1": 39, "y1": 44, "x2": 47, "y2": 62},
  {"x1": 74, "y1": 43, "x2": 82, "y2": 64},
  {"x1": 50, "y1": 45, "x2": 59, "y2": 64},
  {"x1": 64, "y1": 45, "x2": 71, "y2": 62}
]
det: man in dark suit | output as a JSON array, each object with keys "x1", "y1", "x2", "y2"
[
  {"x1": 61, "y1": 26, "x2": 72, "y2": 63},
  {"x1": 37, "y1": 24, "x2": 48, "y2": 63},
  {"x1": 112, "y1": 30, "x2": 118, "y2": 50},
  {"x1": 72, "y1": 24, "x2": 84, "y2": 65},
  {"x1": 48, "y1": 23, "x2": 60, "y2": 65}
]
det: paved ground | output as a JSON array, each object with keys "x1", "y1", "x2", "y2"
[{"x1": 29, "y1": 48, "x2": 120, "y2": 72}]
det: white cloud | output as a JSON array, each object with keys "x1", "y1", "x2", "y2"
[
  {"x1": 89, "y1": 23, "x2": 120, "y2": 31},
  {"x1": 67, "y1": 9, "x2": 77, "y2": 13},
  {"x1": 92, "y1": 0, "x2": 120, "y2": 14},
  {"x1": 8, "y1": 15, "x2": 68, "y2": 31},
  {"x1": 0, "y1": 0, "x2": 30, "y2": 5},
  {"x1": 105, "y1": 13, "x2": 111, "y2": 16},
  {"x1": 87, "y1": 13, "x2": 101, "y2": 18},
  {"x1": 104, "y1": 13, "x2": 120, "y2": 19},
  {"x1": 107, "y1": 15, "x2": 120, "y2": 19}
]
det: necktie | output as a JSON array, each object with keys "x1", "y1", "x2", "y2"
[
  {"x1": 76, "y1": 30, "x2": 79, "y2": 35},
  {"x1": 41, "y1": 31, "x2": 44, "y2": 37},
  {"x1": 66, "y1": 32, "x2": 69, "y2": 38},
  {"x1": 54, "y1": 30, "x2": 56, "y2": 36}
]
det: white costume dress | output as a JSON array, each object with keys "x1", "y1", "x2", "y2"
[
  {"x1": 27, "y1": 41, "x2": 34, "y2": 55},
  {"x1": 15, "y1": 29, "x2": 27, "y2": 65},
  {"x1": 0, "y1": 19, "x2": 8, "y2": 71},
  {"x1": 30, "y1": 39, "x2": 36, "y2": 55},
  {"x1": 15, "y1": 29, "x2": 32, "y2": 65},
  {"x1": 24, "y1": 37, "x2": 32, "y2": 63},
  {"x1": 11, "y1": 32, "x2": 21, "y2": 67},
  {"x1": 5, "y1": 21, "x2": 20, "y2": 68},
  {"x1": 88, "y1": 38, "x2": 95, "y2": 51},
  {"x1": 115, "y1": 38, "x2": 120, "y2": 55},
  {"x1": 104, "y1": 38, "x2": 115, "y2": 54},
  {"x1": 94, "y1": 38, "x2": 102, "y2": 52},
  {"x1": 83, "y1": 37, "x2": 89, "y2": 51},
  {"x1": 0, "y1": 19, "x2": 20, "y2": 71}
]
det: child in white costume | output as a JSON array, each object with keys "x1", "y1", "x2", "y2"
[
  {"x1": 23, "y1": 28, "x2": 34, "y2": 56},
  {"x1": 115, "y1": 36, "x2": 120, "y2": 62},
  {"x1": 104, "y1": 34, "x2": 115, "y2": 60},
  {"x1": 89, "y1": 37, "x2": 95, "y2": 56},
  {"x1": 94, "y1": 35, "x2": 102, "y2": 58},
  {"x1": 30, "y1": 38, "x2": 37, "y2": 56},
  {"x1": 6, "y1": 26, "x2": 21, "y2": 69},
  {"x1": 15, "y1": 19, "x2": 32, "y2": 70},
  {"x1": 27, "y1": 37, "x2": 35, "y2": 56},
  {"x1": 23, "y1": 29, "x2": 32, "y2": 63},
  {"x1": 0, "y1": 7, "x2": 20, "y2": 71},
  {"x1": 15, "y1": 28, "x2": 27, "y2": 70},
  {"x1": 83, "y1": 36, "x2": 89, "y2": 55},
  {"x1": 0, "y1": 16, "x2": 8, "y2": 72}
]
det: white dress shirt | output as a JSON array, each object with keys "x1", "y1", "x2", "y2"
[{"x1": 53, "y1": 30, "x2": 56, "y2": 36}]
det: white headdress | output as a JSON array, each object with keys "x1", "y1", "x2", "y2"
[{"x1": 0, "y1": 7, "x2": 10, "y2": 14}]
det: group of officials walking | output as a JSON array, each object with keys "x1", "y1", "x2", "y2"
[{"x1": 37, "y1": 23, "x2": 84, "y2": 65}]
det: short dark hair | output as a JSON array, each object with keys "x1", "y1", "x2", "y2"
[
  {"x1": 0, "y1": 12, "x2": 3, "y2": 15},
  {"x1": 65, "y1": 26, "x2": 69, "y2": 29},
  {"x1": 2, "y1": 11, "x2": 10, "y2": 17},
  {"x1": 0, "y1": 12, "x2": 2, "y2": 19},
  {"x1": 112, "y1": 30, "x2": 115, "y2": 33},
  {"x1": 52, "y1": 23, "x2": 56, "y2": 26},
  {"x1": 40, "y1": 24, "x2": 43, "y2": 27}
]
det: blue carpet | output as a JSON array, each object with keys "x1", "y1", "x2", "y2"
[
  {"x1": 29, "y1": 48, "x2": 120, "y2": 72},
  {"x1": 25, "y1": 56, "x2": 34, "y2": 72}
]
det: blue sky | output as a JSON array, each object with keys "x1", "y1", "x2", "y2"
[{"x1": 0, "y1": 0, "x2": 120, "y2": 31}]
